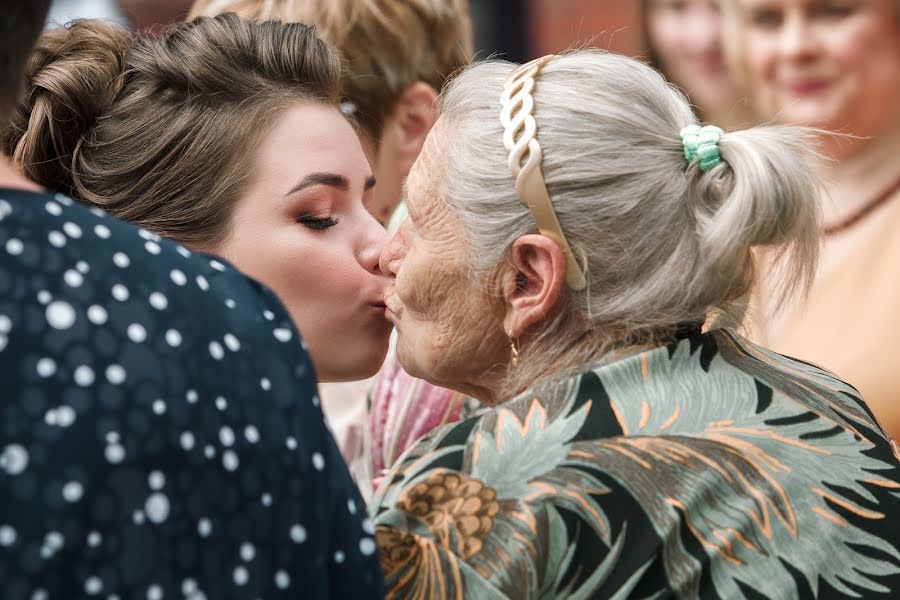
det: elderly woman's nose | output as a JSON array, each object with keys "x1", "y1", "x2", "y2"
[
  {"x1": 379, "y1": 225, "x2": 408, "y2": 278},
  {"x1": 779, "y1": 14, "x2": 817, "y2": 59}
]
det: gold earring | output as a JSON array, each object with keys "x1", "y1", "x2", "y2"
[{"x1": 508, "y1": 330, "x2": 519, "y2": 367}]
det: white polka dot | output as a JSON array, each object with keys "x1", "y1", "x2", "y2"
[
  {"x1": 334, "y1": 550, "x2": 345, "y2": 564},
  {"x1": 106, "y1": 364, "x2": 126, "y2": 385},
  {"x1": 165, "y1": 329, "x2": 182, "y2": 347},
  {"x1": 48, "y1": 231, "x2": 67, "y2": 248},
  {"x1": 360, "y1": 537, "x2": 376, "y2": 556},
  {"x1": 45, "y1": 201, "x2": 62, "y2": 216},
  {"x1": 94, "y1": 224, "x2": 111, "y2": 239},
  {"x1": 208, "y1": 341, "x2": 224, "y2": 360},
  {"x1": 290, "y1": 524, "x2": 306, "y2": 544},
  {"x1": 263, "y1": 310, "x2": 275, "y2": 321},
  {"x1": 144, "y1": 240, "x2": 161, "y2": 255},
  {"x1": 260, "y1": 378, "x2": 271, "y2": 391},
  {"x1": 87, "y1": 305, "x2": 107, "y2": 325},
  {"x1": 74, "y1": 365, "x2": 95, "y2": 387},
  {"x1": 45, "y1": 531, "x2": 64, "y2": 549},
  {"x1": 225, "y1": 299, "x2": 236, "y2": 309},
  {"x1": 198, "y1": 518, "x2": 212, "y2": 537},
  {"x1": 222, "y1": 450, "x2": 239, "y2": 471},
  {"x1": 219, "y1": 426, "x2": 235, "y2": 447},
  {"x1": 285, "y1": 437, "x2": 297, "y2": 450},
  {"x1": 37, "y1": 291, "x2": 52, "y2": 305},
  {"x1": 0, "y1": 525, "x2": 17, "y2": 546},
  {"x1": 181, "y1": 578, "x2": 198, "y2": 594},
  {"x1": 104, "y1": 444, "x2": 125, "y2": 464},
  {"x1": 312, "y1": 394, "x2": 320, "y2": 407},
  {"x1": 1, "y1": 444, "x2": 29, "y2": 475},
  {"x1": 147, "y1": 584, "x2": 163, "y2": 600},
  {"x1": 84, "y1": 575, "x2": 103, "y2": 595},
  {"x1": 224, "y1": 333, "x2": 240, "y2": 352},
  {"x1": 127, "y1": 323, "x2": 147, "y2": 343},
  {"x1": 112, "y1": 252, "x2": 130, "y2": 268},
  {"x1": 36, "y1": 357, "x2": 56, "y2": 378},
  {"x1": 133, "y1": 509, "x2": 146, "y2": 525},
  {"x1": 177, "y1": 246, "x2": 191, "y2": 258},
  {"x1": 170, "y1": 269, "x2": 187, "y2": 286},
  {"x1": 64, "y1": 269, "x2": 83, "y2": 288},
  {"x1": 0, "y1": 315, "x2": 10, "y2": 334},
  {"x1": 275, "y1": 570, "x2": 291, "y2": 589},
  {"x1": 347, "y1": 499, "x2": 356, "y2": 515},
  {"x1": 261, "y1": 493, "x2": 272, "y2": 506},
  {"x1": 233, "y1": 566, "x2": 249, "y2": 586},
  {"x1": 145, "y1": 493, "x2": 170, "y2": 523},
  {"x1": 54, "y1": 406, "x2": 76, "y2": 427},
  {"x1": 5, "y1": 238, "x2": 24, "y2": 255},
  {"x1": 149, "y1": 292, "x2": 168, "y2": 310},
  {"x1": 63, "y1": 222, "x2": 82, "y2": 238},
  {"x1": 195, "y1": 275, "x2": 209, "y2": 291},
  {"x1": 138, "y1": 229, "x2": 158, "y2": 241},
  {"x1": 362, "y1": 518, "x2": 375, "y2": 535},
  {"x1": 244, "y1": 426, "x2": 259, "y2": 444},
  {"x1": 0, "y1": 335, "x2": 8, "y2": 352},
  {"x1": 87, "y1": 531, "x2": 102, "y2": 547},
  {"x1": 210, "y1": 260, "x2": 226, "y2": 271},
  {"x1": 204, "y1": 445, "x2": 216, "y2": 459},
  {"x1": 46, "y1": 301, "x2": 76, "y2": 330},
  {"x1": 186, "y1": 389, "x2": 198, "y2": 403},
  {"x1": 180, "y1": 431, "x2": 195, "y2": 451},
  {"x1": 240, "y1": 542, "x2": 255, "y2": 562},
  {"x1": 312, "y1": 452, "x2": 325, "y2": 471},
  {"x1": 273, "y1": 328, "x2": 292, "y2": 342},
  {"x1": 76, "y1": 261, "x2": 90, "y2": 274},
  {"x1": 106, "y1": 431, "x2": 120, "y2": 444},
  {"x1": 54, "y1": 194, "x2": 72, "y2": 206},
  {"x1": 152, "y1": 399, "x2": 166, "y2": 415},
  {"x1": 0, "y1": 200, "x2": 10, "y2": 221},
  {"x1": 148, "y1": 471, "x2": 165, "y2": 490},
  {"x1": 111, "y1": 284, "x2": 129, "y2": 302},
  {"x1": 215, "y1": 396, "x2": 227, "y2": 411},
  {"x1": 63, "y1": 481, "x2": 84, "y2": 502}
]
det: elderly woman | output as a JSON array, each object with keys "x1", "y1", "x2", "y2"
[{"x1": 371, "y1": 51, "x2": 900, "y2": 598}]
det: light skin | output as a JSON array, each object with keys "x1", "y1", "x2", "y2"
[
  {"x1": 734, "y1": 0, "x2": 900, "y2": 228},
  {"x1": 380, "y1": 119, "x2": 565, "y2": 405},
  {"x1": 219, "y1": 103, "x2": 393, "y2": 382},
  {"x1": 362, "y1": 82, "x2": 438, "y2": 225},
  {"x1": 647, "y1": 0, "x2": 748, "y2": 126}
]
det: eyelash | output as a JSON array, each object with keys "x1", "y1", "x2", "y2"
[{"x1": 297, "y1": 216, "x2": 339, "y2": 231}]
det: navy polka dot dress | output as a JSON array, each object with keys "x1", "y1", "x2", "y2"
[{"x1": 0, "y1": 188, "x2": 384, "y2": 599}]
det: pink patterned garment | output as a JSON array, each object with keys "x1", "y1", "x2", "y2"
[{"x1": 369, "y1": 343, "x2": 471, "y2": 480}]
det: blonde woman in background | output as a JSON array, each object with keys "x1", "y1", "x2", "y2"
[
  {"x1": 724, "y1": 0, "x2": 900, "y2": 438},
  {"x1": 189, "y1": 0, "x2": 476, "y2": 498},
  {"x1": 642, "y1": 0, "x2": 752, "y2": 128}
]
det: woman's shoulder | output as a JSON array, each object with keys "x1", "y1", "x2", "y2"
[{"x1": 372, "y1": 329, "x2": 900, "y2": 598}]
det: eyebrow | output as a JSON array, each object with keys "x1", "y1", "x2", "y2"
[{"x1": 285, "y1": 172, "x2": 376, "y2": 196}]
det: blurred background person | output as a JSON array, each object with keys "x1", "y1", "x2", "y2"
[
  {"x1": 643, "y1": 0, "x2": 752, "y2": 128},
  {"x1": 48, "y1": 0, "x2": 192, "y2": 29},
  {"x1": 724, "y1": 0, "x2": 900, "y2": 438},
  {"x1": 188, "y1": 0, "x2": 475, "y2": 499}
]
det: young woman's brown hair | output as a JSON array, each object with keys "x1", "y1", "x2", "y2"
[{"x1": 2, "y1": 14, "x2": 341, "y2": 248}]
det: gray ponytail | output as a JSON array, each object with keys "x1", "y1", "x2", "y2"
[{"x1": 435, "y1": 50, "x2": 820, "y2": 393}]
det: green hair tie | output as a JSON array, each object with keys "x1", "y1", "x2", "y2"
[{"x1": 680, "y1": 124, "x2": 725, "y2": 172}]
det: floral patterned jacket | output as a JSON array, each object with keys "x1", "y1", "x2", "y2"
[{"x1": 371, "y1": 329, "x2": 900, "y2": 599}]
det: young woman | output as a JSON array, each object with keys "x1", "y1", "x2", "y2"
[{"x1": 3, "y1": 14, "x2": 393, "y2": 384}]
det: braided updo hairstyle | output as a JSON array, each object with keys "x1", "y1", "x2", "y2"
[{"x1": 2, "y1": 14, "x2": 341, "y2": 248}]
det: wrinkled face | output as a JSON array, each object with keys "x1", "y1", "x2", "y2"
[
  {"x1": 647, "y1": 0, "x2": 743, "y2": 117},
  {"x1": 379, "y1": 120, "x2": 507, "y2": 394},
  {"x1": 220, "y1": 103, "x2": 392, "y2": 382},
  {"x1": 737, "y1": 0, "x2": 900, "y2": 133}
]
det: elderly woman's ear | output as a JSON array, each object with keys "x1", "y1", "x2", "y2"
[{"x1": 501, "y1": 234, "x2": 568, "y2": 338}]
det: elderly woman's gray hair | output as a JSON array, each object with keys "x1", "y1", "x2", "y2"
[{"x1": 433, "y1": 50, "x2": 820, "y2": 389}]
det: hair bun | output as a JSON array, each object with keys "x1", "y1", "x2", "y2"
[{"x1": 2, "y1": 20, "x2": 131, "y2": 194}]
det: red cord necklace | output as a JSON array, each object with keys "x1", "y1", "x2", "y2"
[{"x1": 823, "y1": 172, "x2": 900, "y2": 237}]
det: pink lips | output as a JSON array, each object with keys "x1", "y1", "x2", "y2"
[{"x1": 785, "y1": 79, "x2": 829, "y2": 97}]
